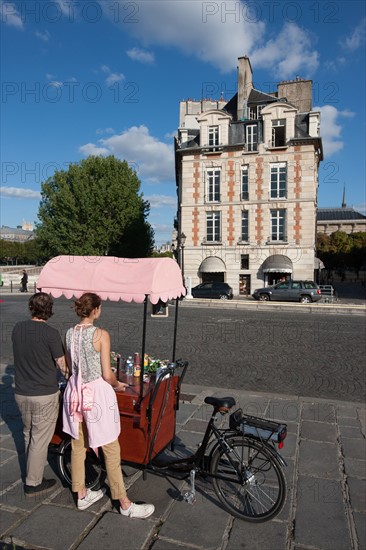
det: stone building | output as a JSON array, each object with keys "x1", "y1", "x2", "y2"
[{"x1": 174, "y1": 56, "x2": 323, "y2": 295}]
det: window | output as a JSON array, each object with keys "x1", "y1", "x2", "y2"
[
  {"x1": 241, "y1": 165, "x2": 249, "y2": 200},
  {"x1": 270, "y1": 209, "x2": 286, "y2": 241},
  {"x1": 270, "y1": 163, "x2": 287, "y2": 199},
  {"x1": 249, "y1": 105, "x2": 265, "y2": 120},
  {"x1": 271, "y1": 119, "x2": 286, "y2": 147},
  {"x1": 206, "y1": 211, "x2": 221, "y2": 242},
  {"x1": 241, "y1": 211, "x2": 249, "y2": 241},
  {"x1": 246, "y1": 124, "x2": 257, "y2": 151},
  {"x1": 241, "y1": 254, "x2": 249, "y2": 269},
  {"x1": 208, "y1": 126, "x2": 219, "y2": 146},
  {"x1": 206, "y1": 169, "x2": 221, "y2": 202}
]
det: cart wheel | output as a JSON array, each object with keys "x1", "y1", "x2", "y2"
[{"x1": 57, "y1": 437, "x2": 104, "y2": 490}]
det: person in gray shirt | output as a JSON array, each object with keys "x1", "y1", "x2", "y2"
[{"x1": 12, "y1": 292, "x2": 68, "y2": 496}]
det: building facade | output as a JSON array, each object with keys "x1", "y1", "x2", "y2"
[
  {"x1": 317, "y1": 208, "x2": 366, "y2": 235},
  {"x1": 174, "y1": 56, "x2": 323, "y2": 296}
]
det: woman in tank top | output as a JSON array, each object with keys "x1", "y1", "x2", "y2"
[{"x1": 63, "y1": 292, "x2": 154, "y2": 518}]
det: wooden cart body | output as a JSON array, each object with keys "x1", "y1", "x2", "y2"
[{"x1": 39, "y1": 255, "x2": 186, "y2": 465}]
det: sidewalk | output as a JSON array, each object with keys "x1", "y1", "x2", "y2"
[{"x1": 0, "y1": 374, "x2": 365, "y2": 550}]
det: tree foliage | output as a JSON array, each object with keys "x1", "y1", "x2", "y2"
[
  {"x1": 36, "y1": 156, "x2": 154, "y2": 259},
  {"x1": 316, "y1": 231, "x2": 366, "y2": 270}
]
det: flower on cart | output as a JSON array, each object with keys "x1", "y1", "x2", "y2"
[
  {"x1": 144, "y1": 354, "x2": 169, "y2": 373},
  {"x1": 110, "y1": 351, "x2": 121, "y2": 371}
]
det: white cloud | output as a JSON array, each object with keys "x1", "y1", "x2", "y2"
[
  {"x1": 145, "y1": 195, "x2": 176, "y2": 208},
  {"x1": 103, "y1": 1, "x2": 319, "y2": 78},
  {"x1": 80, "y1": 125, "x2": 174, "y2": 182},
  {"x1": 317, "y1": 105, "x2": 355, "y2": 157},
  {"x1": 126, "y1": 47, "x2": 155, "y2": 64},
  {"x1": 35, "y1": 30, "x2": 50, "y2": 42},
  {"x1": 0, "y1": 1, "x2": 23, "y2": 29},
  {"x1": 0, "y1": 187, "x2": 41, "y2": 199},
  {"x1": 251, "y1": 23, "x2": 319, "y2": 78},
  {"x1": 79, "y1": 143, "x2": 110, "y2": 156},
  {"x1": 341, "y1": 18, "x2": 366, "y2": 51},
  {"x1": 100, "y1": 64, "x2": 124, "y2": 86}
]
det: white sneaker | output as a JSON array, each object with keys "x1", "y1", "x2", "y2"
[
  {"x1": 120, "y1": 502, "x2": 155, "y2": 519},
  {"x1": 77, "y1": 488, "x2": 105, "y2": 510}
]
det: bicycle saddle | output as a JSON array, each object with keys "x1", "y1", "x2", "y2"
[{"x1": 204, "y1": 396, "x2": 236, "y2": 409}]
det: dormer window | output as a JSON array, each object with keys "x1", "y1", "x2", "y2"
[
  {"x1": 208, "y1": 126, "x2": 219, "y2": 146},
  {"x1": 272, "y1": 119, "x2": 286, "y2": 147},
  {"x1": 249, "y1": 105, "x2": 265, "y2": 120}
]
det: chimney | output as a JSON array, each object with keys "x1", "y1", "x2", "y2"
[{"x1": 237, "y1": 56, "x2": 253, "y2": 120}]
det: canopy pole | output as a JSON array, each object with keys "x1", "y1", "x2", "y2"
[
  {"x1": 172, "y1": 298, "x2": 179, "y2": 362},
  {"x1": 139, "y1": 295, "x2": 148, "y2": 405}
]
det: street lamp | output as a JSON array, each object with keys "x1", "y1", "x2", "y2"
[{"x1": 179, "y1": 232, "x2": 186, "y2": 281}]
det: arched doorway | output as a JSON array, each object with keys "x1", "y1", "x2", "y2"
[
  {"x1": 198, "y1": 256, "x2": 226, "y2": 283},
  {"x1": 261, "y1": 254, "x2": 293, "y2": 286}
]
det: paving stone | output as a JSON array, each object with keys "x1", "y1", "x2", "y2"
[
  {"x1": 298, "y1": 440, "x2": 341, "y2": 479},
  {"x1": 11, "y1": 504, "x2": 95, "y2": 550},
  {"x1": 124, "y1": 469, "x2": 185, "y2": 519},
  {"x1": 279, "y1": 432, "x2": 297, "y2": 460},
  {"x1": 266, "y1": 399, "x2": 301, "y2": 423},
  {"x1": 354, "y1": 511, "x2": 366, "y2": 549},
  {"x1": 179, "y1": 418, "x2": 207, "y2": 433},
  {"x1": 337, "y1": 405, "x2": 359, "y2": 418},
  {"x1": 341, "y1": 437, "x2": 366, "y2": 460},
  {"x1": 0, "y1": 455, "x2": 23, "y2": 486},
  {"x1": 347, "y1": 477, "x2": 366, "y2": 512},
  {"x1": 235, "y1": 395, "x2": 270, "y2": 417},
  {"x1": 340, "y1": 425, "x2": 365, "y2": 439},
  {"x1": 77, "y1": 510, "x2": 155, "y2": 550},
  {"x1": 227, "y1": 518, "x2": 288, "y2": 549},
  {"x1": 0, "y1": 448, "x2": 17, "y2": 464},
  {"x1": 300, "y1": 420, "x2": 338, "y2": 442},
  {"x1": 0, "y1": 508, "x2": 26, "y2": 537},
  {"x1": 175, "y1": 403, "x2": 197, "y2": 425},
  {"x1": 338, "y1": 416, "x2": 362, "y2": 428},
  {"x1": 302, "y1": 402, "x2": 336, "y2": 423},
  {"x1": 150, "y1": 537, "x2": 193, "y2": 549},
  {"x1": 275, "y1": 457, "x2": 294, "y2": 522},
  {"x1": 158, "y1": 491, "x2": 231, "y2": 547},
  {"x1": 295, "y1": 476, "x2": 351, "y2": 549},
  {"x1": 344, "y1": 457, "x2": 366, "y2": 478}
]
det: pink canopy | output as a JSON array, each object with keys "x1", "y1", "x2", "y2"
[{"x1": 37, "y1": 255, "x2": 186, "y2": 304}]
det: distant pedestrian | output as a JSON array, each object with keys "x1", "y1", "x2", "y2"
[
  {"x1": 20, "y1": 270, "x2": 28, "y2": 292},
  {"x1": 12, "y1": 292, "x2": 68, "y2": 496}
]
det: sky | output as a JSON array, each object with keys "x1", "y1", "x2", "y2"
[{"x1": 1, "y1": 0, "x2": 365, "y2": 246}]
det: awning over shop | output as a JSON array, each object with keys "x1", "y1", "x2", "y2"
[
  {"x1": 314, "y1": 257, "x2": 325, "y2": 270},
  {"x1": 199, "y1": 256, "x2": 226, "y2": 273},
  {"x1": 261, "y1": 254, "x2": 293, "y2": 273}
]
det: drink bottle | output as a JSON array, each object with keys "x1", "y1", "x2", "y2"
[{"x1": 133, "y1": 352, "x2": 141, "y2": 378}]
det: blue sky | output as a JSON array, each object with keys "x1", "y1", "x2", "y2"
[{"x1": 1, "y1": 0, "x2": 365, "y2": 246}]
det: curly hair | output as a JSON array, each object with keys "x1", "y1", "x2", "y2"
[
  {"x1": 74, "y1": 293, "x2": 102, "y2": 318},
  {"x1": 29, "y1": 292, "x2": 54, "y2": 320}
]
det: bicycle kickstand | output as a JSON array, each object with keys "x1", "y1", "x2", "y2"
[{"x1": 183, "y1": 469, "x2": 196, "y2": 504}]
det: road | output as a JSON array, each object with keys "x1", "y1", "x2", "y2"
[{"x1": 1, "y1": 295, "x2": 365, "y2": 403}]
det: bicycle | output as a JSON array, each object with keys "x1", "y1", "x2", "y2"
[{"x1": 55, "y1": 362, "x2": 288, "y2": 523}]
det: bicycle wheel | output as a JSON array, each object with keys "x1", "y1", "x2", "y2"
[
  {"x1": 57, "y1": 438, "x2": 103, "y2": 490},
  {"x1": 210, "y1": 436, "x2": 286, "y2": 522}
]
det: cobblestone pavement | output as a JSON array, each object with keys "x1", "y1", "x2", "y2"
[{"x1": 0, "y1": 377, "x2": 365, "y2": 550}]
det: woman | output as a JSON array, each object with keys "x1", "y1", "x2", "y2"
[{"x1": 62, "y1": 293, "x2": 154, "y2": 518}]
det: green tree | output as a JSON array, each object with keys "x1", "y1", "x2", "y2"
[{"x1": 36, "y1": 156, "x2": 154, "y2": 259}]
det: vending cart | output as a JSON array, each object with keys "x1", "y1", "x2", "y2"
[{"x1": 37, "y1": 255, "x2": 187, "y2": 466}]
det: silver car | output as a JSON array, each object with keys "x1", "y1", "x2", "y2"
[{"x1": 252, "y1": 280, "x2": 322, "y2": 303}]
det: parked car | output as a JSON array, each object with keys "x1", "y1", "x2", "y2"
[
  {"x1": 252, "y1": 280, "x2": 322, "y2": 303},
  {"x1": 191, "y1": 282, "x2": 234, "y2": 300}
]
